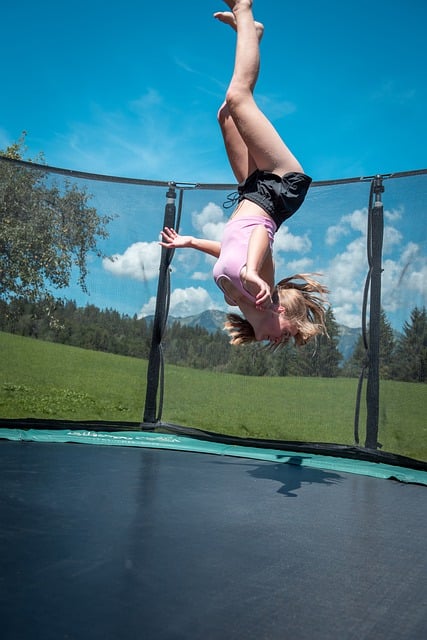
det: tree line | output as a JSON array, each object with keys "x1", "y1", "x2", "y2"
[
  {"x1": 1, "y1": 297, "x2": 425, "y2": 381},
  {"x1": 344, "y1": 307, "x2": 426, "y2": 383}
]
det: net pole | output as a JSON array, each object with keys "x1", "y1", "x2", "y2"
[
  {"x1": 142, "y1": 184, "x2": 177, "y2": 425},
  {"x1": 365, "y1": 176, "x2": 384, "y2": 449}
]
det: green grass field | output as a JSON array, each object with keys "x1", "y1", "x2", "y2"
[{"x1": 1, "y1": 331, "x2": 426, "y2": 461}]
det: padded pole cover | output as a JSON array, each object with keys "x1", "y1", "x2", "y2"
[
  {"x1": 365, "y1": 177, "x2": 384, "y2": 448},
  {"x1": 143, "y1": 185, "x2": 176, "y2": 424}
]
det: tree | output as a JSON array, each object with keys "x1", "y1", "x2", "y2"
[
  {"x1": 378, "y1": 308, "x2": 396, "y2": 379},
  {"x1": 225, "y1": 342, "x2": 272, "y2": 376},
  {"x1": 343, "y1": 308, "x2": 396, "y2": 379},
  {"x1": 392, "y1": 307, "x2": 427, "y2": 382},
  {"x1": 342, "y1": 332, "x2": 366, "y2": 378},
  {"x1": 0, "y1": 134, "x2": 113, "y2": 304},
  {"x1": 287, "y1": 308, "x2": 342, "y2": 377}
]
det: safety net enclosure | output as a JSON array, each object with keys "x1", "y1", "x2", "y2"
[{"x1": 0, "y1": 156, "x2": 426, "y2": 463}]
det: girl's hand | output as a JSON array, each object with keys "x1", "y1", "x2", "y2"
[
  {"x1": 159, "y1": 227, "x2": 193, "y2": 249},
  {"x1": 241, "y1": 269, "x2": 272, "y2": 309}
]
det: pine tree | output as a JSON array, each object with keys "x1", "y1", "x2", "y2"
[
  {"x1": 392, "y1": 307, "x2": 427, "y2": 382},
  {"x1": 343, "y1": 308, "x2": 396, "y2": 379},
  {"x1": 288, "y1": 308, "x2": 342, "y2": 377},
  {"x1": 378, "y1": 308, "x2": 396, "y2": 379}
]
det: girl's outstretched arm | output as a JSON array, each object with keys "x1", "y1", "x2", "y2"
[{"x1": 159, "y1": 227, "x2": 221, "y2": 258}]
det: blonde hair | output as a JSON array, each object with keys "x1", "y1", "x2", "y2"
[{"x1": 224, "y1": 274, "x2": 329, "y2": 349}]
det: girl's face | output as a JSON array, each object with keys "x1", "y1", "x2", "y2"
[{"x1": 254, "y1": 307, "x2": 297, "y2": 344}]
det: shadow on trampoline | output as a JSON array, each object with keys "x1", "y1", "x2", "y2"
[{"x1": 248, "y1": 456, "x2": 342, "y2": 497}]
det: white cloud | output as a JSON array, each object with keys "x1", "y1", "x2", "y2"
[
  {"x1": 139, "y1": 286, "x2": 216, "y2": 318},
  {"x1": 327, "y1": 236, "x2": 367, "y2": 288},
  {"x1": 103, "y1": 241, "x2": 160, "y2": 281},
  {"x1": 171, "y1": 249, "x2": 200, "y2": 274},
  {"x1": 382, "y1": 259, "x2": 405, "y2": 312},
  {"x1": 192, "y1": 202, "x2": 226, "y2": 240},
  {"x1": 323, "y1": 208, "x2": 371, "y2": 326},
  {"x1": 325, "y1": 223, "x2": 350, "y2": 246},
  {"x1": 285, "y1": 258, "x2": 315, "y2": 274},
  {"x1": 323, "y1": 204, "x2": 427, "y2": 327},
  {"x1": 191, "y1": 271, "x2": 212, "y2": 281},
  {"x1": 331, "y1": 303, "x2": 363, "y2": 329},
  {"x1": 407, "y1": 264, "x2": 427, "y2": 298},
  {"x1": 167, "y1": 246, "x2": 215, "y2": 283},
  {"x1": 400, "y1": 241, "x2": 420, "y2": 268},
  {"x1": 326, "y1": 208, "x2": 367, "y2": 246},
  {"x1": 384, "y1": 207, "x2": 402, "y2": 223},
  {"x1": 274, "y1": 225, "x2": 312, "y2": 254},
  {"x1": 325, "y1": 245, "x2": 368, "y2": 326},
  {"x1": 347, "y1": 208, "x2": 369, "y2": 234},
  {"x1": 203, "y1": 220, "x2": 227, "y2": 241},
  {"x1": 383, "y1": 225, "x2": 403, "y2": 253},
  {"x1": 382, "y1": 242, "x2": 427, "y2": 313}
]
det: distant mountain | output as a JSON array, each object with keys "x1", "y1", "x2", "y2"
[
  {"x1": 337, "y1": 324, "x2": 361, "y2": 360},
  {"x1": 146, "y1": 309, "x2": 361, "y2": 360},
  {"x1": 170, "y1": 309, "x2": 227, "y2": 333},
  {"x1": 145, "y1": 309, "x2": 226, "y2": 333}
]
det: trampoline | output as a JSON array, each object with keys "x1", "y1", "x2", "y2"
[
  {"x1": 0, "y1": 431, "x2": 426, "y2": 640},
  {"x1": 1, "y1": 157, "x2": 426, "y2": 639}
]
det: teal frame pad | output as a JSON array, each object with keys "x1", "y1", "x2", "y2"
[{"x1": 1, "y1": 427, "x2": 426, "y2": 486}]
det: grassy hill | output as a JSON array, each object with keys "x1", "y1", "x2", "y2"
[{"x1": 1, "y1": 331, "x2": 425, "y2": 461}]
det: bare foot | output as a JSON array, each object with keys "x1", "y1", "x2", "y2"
[
  {"x1": 214, "y1": 11, "x2": 264, "y2": 40},
  {"x1": 222, "y1": 0, "x2": 253, "y2": 10}
]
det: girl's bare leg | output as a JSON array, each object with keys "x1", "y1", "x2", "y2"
[
  {"x1": 221, "y1": 0, "x2": 303, "y2": 176},
  {"x1": 217, "y1": 100, "x2": 255, "y2": 183},
  {"x1": 215, "y1": 11, "x2": 264, "y2": 182}
]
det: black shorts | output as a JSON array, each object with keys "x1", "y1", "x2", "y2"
[{"x1": 237, "y1": 169, "x2": 312, "y2": 229}]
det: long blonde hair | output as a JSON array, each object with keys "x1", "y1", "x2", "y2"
[{"x1": 224, "y1": 274, "x2": 329, "y2": 349}]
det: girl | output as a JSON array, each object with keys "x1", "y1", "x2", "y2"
[{"x1": 160, "y1": 0, "x2": 328, "y2": 348}]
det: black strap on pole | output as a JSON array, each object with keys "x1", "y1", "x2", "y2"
[
  {"x1": 365, "y1": 176, "x2": 384, "y2": 449},
  {"x1": 353, "y1": 182, "x2": 375, "y2": 444},
  {"x1": 142, "y1": 184, "x2": 177, "y2": 425}
]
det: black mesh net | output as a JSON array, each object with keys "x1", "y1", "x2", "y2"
[{"x1": 1, "y1": 157, "x2": 425, "y2": 463}]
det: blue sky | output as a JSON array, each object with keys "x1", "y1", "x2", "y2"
[
  {"x1": 2, "y1": 0, "x2": 426, "y2": 181},
  {"x1": 1, "y1": 0, "x2": 426, "y2": 329}
]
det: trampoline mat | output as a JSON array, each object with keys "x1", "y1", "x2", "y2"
[{"x1": 0, "y1": 440, "x2": 426, "y2": 640}]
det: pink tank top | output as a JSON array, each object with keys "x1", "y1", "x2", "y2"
[{"x1": 212, "y1": 215, "x2": 276, "y2": 305}]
